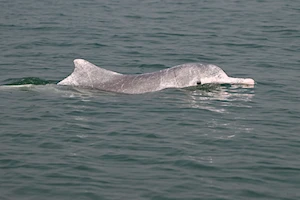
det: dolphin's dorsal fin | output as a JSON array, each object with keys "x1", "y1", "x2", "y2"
[
  {"x1": 73, "y1": 59, "x2": 122, "y2": 84},
  {"x1": 73, "y1": 59, "x2": 121, "y2": 76},
  {"x1": 57, "y1": 59, "x2": 122, "y2": 86}
]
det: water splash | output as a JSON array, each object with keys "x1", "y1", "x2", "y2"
[{"x1": 182, "y1": 85, "x2": 255, "y2": 112}]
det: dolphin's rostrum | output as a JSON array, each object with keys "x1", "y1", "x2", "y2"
[{"x1": 58, "y1": 59, "x2": 254, "y2": 94}]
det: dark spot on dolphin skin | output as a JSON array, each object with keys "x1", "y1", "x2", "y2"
[{"x1": 197, "y1": 81, "x2": 201, "y2": 85}]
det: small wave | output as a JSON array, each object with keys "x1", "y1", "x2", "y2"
[{"x1": 2, "y1": 77, "x2": 57, "y2": 86}]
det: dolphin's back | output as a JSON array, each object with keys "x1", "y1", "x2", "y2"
[{"x1": 58, "y1": 59, "x2": 179, "y2": 93}]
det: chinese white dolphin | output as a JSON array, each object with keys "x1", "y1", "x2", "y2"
[{"x1": 57, "y1": 59, "x2": 254, "y2": 94}]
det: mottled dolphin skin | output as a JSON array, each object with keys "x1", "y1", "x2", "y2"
[{"x1": 58, "y1": 59, "x2": 255, "y2": 94}]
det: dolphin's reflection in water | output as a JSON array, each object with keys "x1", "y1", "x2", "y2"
[{"x1": 183, "y1": 84, "x2": 255, "y2": 112}]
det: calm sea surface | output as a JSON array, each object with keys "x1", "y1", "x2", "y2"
[{"x1": 1, "y1": 0, "x2": 300, "y2": 199}]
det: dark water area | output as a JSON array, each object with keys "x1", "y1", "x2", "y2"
[{"x1": 1, "y1": 0, "x2": 300, "y2": 199}]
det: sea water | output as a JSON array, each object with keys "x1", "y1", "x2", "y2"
[{"x1": 1, "y1": 0, "x2": 299, "y2": 199}]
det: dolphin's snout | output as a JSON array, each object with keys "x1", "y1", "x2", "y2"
[{"x1": 244, "y1": 78, "x2": 255, "y2": 85}]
